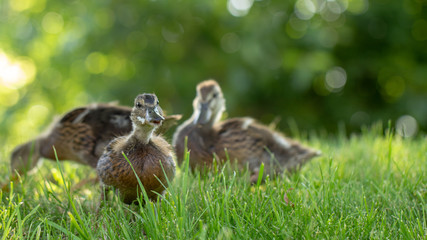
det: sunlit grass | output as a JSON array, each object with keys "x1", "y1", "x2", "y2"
[{"x1": 0, "y1": 126, "x2": 426, "y2": 239}]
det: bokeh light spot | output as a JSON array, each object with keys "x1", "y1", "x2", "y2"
[
  {"x1": 30, "y1": 0, "x2": 46, "y2": 13},
  {"x1": 28, "y1": 104, "x2": 49, "y2": 128},
  {"x1": 325, "y1": 66, "x2": 347, "y2": 92},
  {"x1": 350, "y1": 111, "x2": 370, "y2": 126},
  {"x1": 0, "y1": 52, "x2": 36, "y2": 89},
  {"x1": 380, "y1": 76, "x2": 405, "y2": 102},
  {"x1": 347, "y1": 0, "x2": 369, "y2": 14},
  {"x1": 9, "y1": 0, "x2": 36, "y2": 12},
  {"x1": 221, "y1": 33, "x2": 241, "y2": 53},
  {"x1": 85, "y1": 52, "x2": 108, "y2": 74},
  {"x1": 289, "y1": 14, "x2": 309, "y2": 32},
  {"x1": 306, "y1": 51, "x2": 334, "y2": 71},
  {"x1": 327, "y1": 0, "x2": 347, "y2": 14},
  {"x1": 396, "y1": 115, "x2": 418, "y2": 138},
  {"x1": 0, "y1": 87, "x2": 20, "y2": 107},
  {"x1": 227, "y1": 0, "x2": 254, "y2": 17},
  {"x1": 161, "y1": 23, "x2": 184, "y2": 43},
  {"x1": 29, "y1": 40, "x2": 51, "y2": 62},
  {"x1": 286, "y1": 18, "x2": 307, "y2": 39},
  {"x1": 385, "y1": 76, "x2": 405, "y2": 98},
  {"x1": 104, "y1": 55, "x2": 124, "y2": 77},
  {"x1": 0, "y1": 60, "x2": 26, "y2": 87},
  {"x1": 42, "y1": 12, "x2": 64, "y2": 34},
  {"x1": 294, "y1": 0, "x2": 316, "y2": 20},
  {"x1": 321, "y1": 12, "x2": 340, "y2": 22},
  {"x1": 19, "y1": 57, "x2": 37, "y2": 82},
  {"x1": 320, "y1": 2, "x2": 342, "y2": 22}
]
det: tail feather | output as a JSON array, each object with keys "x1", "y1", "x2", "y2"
[
  {"x1": 10, "y1": 139, "x2": 42, "y2": 175},
  {"x1": 2, "y1": 139, "x2": 42, "y2": 192},
  {"x1": 272, "y1": 140, "x2": 321, "y2": 173},
  {"x1": 156, "y1": 114, "x2": 183, "y2": 135},
  {"x1": 288, "y1": 145, "x2": 321, "y2": 172}
]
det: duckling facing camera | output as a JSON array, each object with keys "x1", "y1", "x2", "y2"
[
  {"x1": 173, "y1": 80, "x2": 320, "y2": 182},
  {"x1": 97, "y1": 93, "x2": 176, "y2": 204}
]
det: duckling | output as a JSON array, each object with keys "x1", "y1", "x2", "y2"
[
  {"x1": 97, "y1": 93, "x2": 176, "y2": 204},
  {"x1": 8, "y1": 102, "x2": 181, "y2": 176},
  {"x1": 173, "y1": 80, "x2": 320, "y2": 181}
]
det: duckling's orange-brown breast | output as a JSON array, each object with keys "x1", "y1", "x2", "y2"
[{"x1": 97, "y1": 135, "x2": 175, "y2": 196}]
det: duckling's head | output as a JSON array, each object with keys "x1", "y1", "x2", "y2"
[
  {"x1": 192, "y1": 80, "x2": 226, "y2": 125},
  {"x1": 131, "y1": 93, "x2": 165, "y2": 128}
]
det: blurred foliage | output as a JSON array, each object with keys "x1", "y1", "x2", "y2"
[{"x1": 1, "y1": 0, "x2": 426, "y2": 151}]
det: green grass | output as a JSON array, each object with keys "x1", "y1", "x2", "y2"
[{"x1": 1, "y1": 125, "x2": 426, "y2": 239}]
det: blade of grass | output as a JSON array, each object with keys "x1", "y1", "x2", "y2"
[
  {"x1": 52, "y1": 146, "x2": 92, "y2": 240},
  {"x1": 256, "y1": 163, "x2": 264, "y2": 188},
  {"x1": 46, "y1": 220, "x2": 81, "y2": 240}
]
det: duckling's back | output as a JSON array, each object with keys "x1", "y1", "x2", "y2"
[
  {"x1": 40, "y1": 104, "x2": 132, "y2": 167},
  {"x1": 215, "y1": 117, "x2": 320, "y2": 175}
]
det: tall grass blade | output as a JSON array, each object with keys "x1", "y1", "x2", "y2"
[
  {"x1": 256, "y1": 163, "x2": 264, "y2": 188},
  {"x1": 52, "y1": 146, "x2": 92, "y2": 239}
]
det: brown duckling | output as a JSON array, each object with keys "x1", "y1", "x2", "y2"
[
  {"x1": 97, "y1": 93, "x2": 176, "y2": 204},
  {"x1": 8, "y1": 102, "x2": 181, "y2": 176},
  {"x1": 173, "y1": 80, "x2": 320, "y2": 181}
]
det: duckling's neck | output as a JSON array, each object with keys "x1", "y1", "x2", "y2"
[
  {"x1": 130, "y1": 123, "x2": 156, "y2": 144},
  {"x1": 191, "y1": 110, "x2": 222, "y2": 128},
  {"x1": 210, "y1": 110, "x2": 223, "y2": 125}
]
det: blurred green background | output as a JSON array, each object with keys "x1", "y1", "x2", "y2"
[{"x1": 1, "y1": 0, "x2": 426, "y2": 152}]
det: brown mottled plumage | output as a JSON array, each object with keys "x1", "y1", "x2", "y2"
[
  {"x1": 173, "y1": 80, "x2": 320, "y2": 181},
  {"x1": 97, "y1": 93, "x2": 176, "y2": 204},
  {"x1": 9, "y1": 103, "x2": 181, "y2": 175}
]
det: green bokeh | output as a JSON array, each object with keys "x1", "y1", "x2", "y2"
[{"x1": 1, "y1": 0, "x2": 426, "y2": 151}]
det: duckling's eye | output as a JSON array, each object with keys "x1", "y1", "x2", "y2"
[
  {"x1": 212, "y1": 93, "x2": 218, "y2": 98},
  {"x1": 136, "y1": 102, "x2": 142, "y2": 108}
]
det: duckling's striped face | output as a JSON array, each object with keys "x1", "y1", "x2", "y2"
[
  {"x1": 131, "y1": 93, "x2": 165, "y2": 127},
  {"x1": 193, "y1": 80, "x2": 226, "y2": 125}
]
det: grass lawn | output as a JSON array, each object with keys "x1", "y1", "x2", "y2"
[{"x1": 1, "y1": 125, "x2": 426, "y2": 239}]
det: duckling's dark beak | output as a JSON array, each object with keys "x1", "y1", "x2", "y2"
[
  {"x1": 197, "y1": 102, "x2": 211, "y2": 125},
  {"x1": 147, "y1": 107, "x2": 164, "y2": 125}
]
